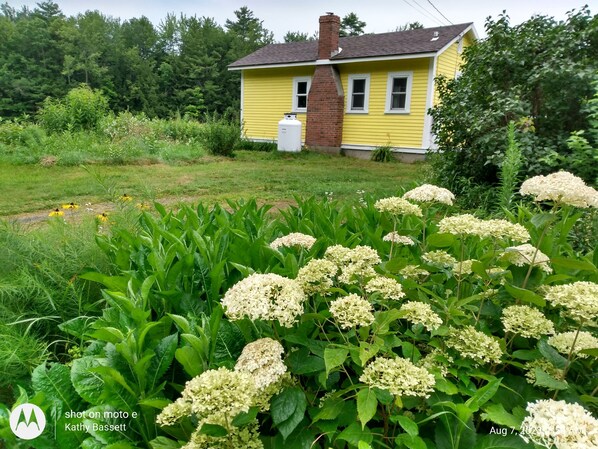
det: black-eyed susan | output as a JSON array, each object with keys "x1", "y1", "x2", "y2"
[
  {"x1": 49, "y1": 208, "x2": 64, "y2": 217},
  {"x1": 119, "y1": 193, "x2": 133, "y2": 202},
  {"x1": 62, "y1": 202, "x2": 79, "y2": 210},
  {"x1": 96, "y1": 212, "x2": 109, "y2": 222},
  {"x1": 136, "y1": 202, "x2": 150, "y2": 210}
]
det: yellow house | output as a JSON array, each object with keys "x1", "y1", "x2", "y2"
[{"x1": 229, "y1": 13, "x2": 477, "y2": 160}]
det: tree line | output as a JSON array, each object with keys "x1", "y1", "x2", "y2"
[{"x1": 0, "y1": 2, "x2": 277, "y2": 119}]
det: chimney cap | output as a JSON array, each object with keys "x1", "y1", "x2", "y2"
[{"x1": 326, "y1": 11, "x2": 334, "y2": 15}]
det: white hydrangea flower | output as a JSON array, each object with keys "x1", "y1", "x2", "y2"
[
  {"x1": 520, "y1": 171, "x2": 598, "y2": 208},
  {"x1": 438, "y1": 214, "x2": 530, "y2": 242},
  {"x1": 399, "y1": 301, "x2": 443, "y2": 331},
  {"x1": 437, "y1": 214, "x2": 482, "y2": 236},
  {"x1": 374, "y1": 197, "x2": 423, "y2": 217},
  {"x1": 222, "y1": 273, "x2": 306, "y2": 327},
  {"x1": 270, "y1": 232, "x2": 316, "y2": 250},
  {"x1": 544, "y1": 281, "x2": 598, "y2": 323},
  {"x1": 329, "y1": 294, "x2": 375, "y2": 329},
  {"x1": 502, "y1": 244, "x2": 552, "y2": 273},
  {"x1": 365, "y1": 276, "x2": 405, "y2": 300},
  {"x1": 523, "y1": 359, "x2": 564, "y2": 385},
  {"x1": 399, "y1": 264, "x2": 430, "y2": 279},
  {"x1": 295, "y1": 258, "x2": 338, "y2": 295},
  {"x1": 383, "y1": 232, "x2": 416, "y2": 245},
  {"x1": 501, "y1": 305, "x2": 555, "y2": 338},
  {"x1": 235, "y1": 338, "x2": 286, "y2": 390},
  {"x1": 548, "y1": 331, "x2": 598, "y2": 359},
  {"x1": 402, "y1": 184, "x2": 455, "y2": 205},
  {"x1": 360, "y1": 357, "x2": 435, "y2": 398},
  {"x1": 520, "y1": 399, "x2": 598, "y2": 448},
  {"x1": 422, "y1": 250, "x2": 457, "y2": 268},
  {"x1": 324, "y1": 245, "x2": 381, "y2": 284},
  {"x1": 446, "y1": 326, "x2": 502, "y2": 364},
  {"x1": 452, "y1": 259, "x2": 477, "y2": 276},
  {"x1": 184, "y1": 420, "x2": 264, "y2": 449}
]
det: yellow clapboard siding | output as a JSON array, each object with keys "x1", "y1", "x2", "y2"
[
  {"x1": 243, "y1": 67, "x2": 314, "y2": 141},
  {"x1": 433, "y1": 31, "x2": 474, "y2": 104},
  {"x1": 338, "y1": 59, "x2": 430, "y2": 148}
]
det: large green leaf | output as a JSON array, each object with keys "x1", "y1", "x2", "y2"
[
  {"x1": 324, "y1": 347, "x2": 348, "y2": 376},
  {"x1": 481, "y1": 403, "x2": 522, "y2": 429},
  {"x1": 71, "y1": 357, "x2": 108, "y2": 405},
  {"x1": 336, "y1": 422, "x2": 373, "y2": 446},
  {"x1": 271, "y1": 387, "x2": 307, "y2": 441},
  {"x1": 465, "y1": 378, "x2": 502, "y2": 412},
  {"x1": 538, "y1": 340, "x2": 567, "y2": 369},
  {"x1": 149, "y1": 334, "x2": 178, "y2": 389},
  {"x1": 533, "y1": 369, "x2": 569, "y2": 390},
  {"x1": 32, "y1": 363, "x2": 81, "y2": 412},
  {"x1": 356, "y1": 389, "x2": 377, "y2": 429},
  {"x1": 504, "y1": 284, "x2": 545, "y2": 307}
]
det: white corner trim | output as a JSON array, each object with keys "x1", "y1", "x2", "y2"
[
  {"x1": 422, "y1": 56, "x2": 437, "y2": 149},
  {"x1": 240, "y1": 71, "x2": 244, "y2": 124}
]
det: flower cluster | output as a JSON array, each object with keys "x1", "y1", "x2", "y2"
[
  {"x1": 523, "y1": 359, "x2": 564, "y2": 385},
  {"x1": 502, "y1": 244, "x2": 552, "y2": 274},
  {"x1": 399, "y1": 301, "x2": 443, "y2": 331},
  {"x1": 399, "y1": 265, "x2": 430, "y2": 279},
  {"x1": 360, "y1": 357, "x2": 435, "y2": 398},
  {"x1": 270, "y1": 232, "x2": 316, "y2": 250},
  {"x1": 418, "y1": 348, "x2": 453, "y2": 377},
  {"x1": 520, "y1": 171, "x2": 598, "y2": 208},
  {"x1": 329, "y1": 294, "x2": 374, "y2": 329},
  {"x1": 501, "y1": 305, "x2": 555, "y2": 339},
  {"x1": 156, "y1": 367, "x2": 256, "y2": 427},
  {"x1": 548, "y1": 331, "x2": 598, "y2": 359},
  {"x1": 438, "y1": 214, "x2": 530, "y2": 241},
  {"x1": 374, "y1": 197, "x2": 423, "y2": 217},
  {"x1": 452, "y1": 259, "x2": 477, "y2": 277},
  {"x1": 446, "y1": 326, "x2": 502, "y2": 364},
  {"x1": 544, "y1": 281, "x2": 598, "y2": 323},
  {"x1": 365, "y1": 276, "x2": 405, "y2": 300},
  {"x1": 295, "y1": 258, "x2": 338, "y2": 295},
  {"x1": 382, "y1": 232, "x2": 415, "y2": 245},
  {"x1": 222, "y1": 273, "x2": 306, "y2": 327},
  {"x1": 234, "y1": 338, "x2": 286, "y2": 390},
  {"x1": 324, "y1": 245, "x2": 381, "y2": 284},
  {"x1": 520, "y1": 399, "x2": 598, "y2": 448},
  {"x1": 183, "y1": 422, "x2": 263, "y2": 449},
  {"x1": 421, "y1": 250, "x2": 457, "y2": 268},
  {"x1": 402, "y1": 184, "x2": 455, "y2": 205}
]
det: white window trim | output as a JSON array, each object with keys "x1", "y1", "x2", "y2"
[
  {"x1": 292, "y1": 76, "x2": 311, "y2": 113},
  {"x1": 385, "y1": 71, "x2": 413, "y2": 114},
  {"x1": 346, "y1": 74, "x2": 371, "y2": 114}
]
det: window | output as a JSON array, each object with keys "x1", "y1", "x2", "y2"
[
  {"x1": 347, "y1": 74, "x2": 370, "y2": 113},
  {"x1": 293, "y1": 77, "x2": 311, "y2": 112},
  {"x1": 385, "y1": 72, "x2": 413, "y2": 113}
]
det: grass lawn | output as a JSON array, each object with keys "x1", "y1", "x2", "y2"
[{"x1": 0, "y1": 151, "x2": 426, "y2": 216}]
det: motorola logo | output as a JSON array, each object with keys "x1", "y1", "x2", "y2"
[{"x1": 9, "y1": 404, "x2": 46, "y2": 440}]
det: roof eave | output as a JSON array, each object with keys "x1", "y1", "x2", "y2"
[{"x1": 228, "y1": 51, "x2": 438, "y2": 71}]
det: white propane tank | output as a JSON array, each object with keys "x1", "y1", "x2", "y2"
[{"x1": 277, "y1": 113, "x2": 302, "y2": 152}]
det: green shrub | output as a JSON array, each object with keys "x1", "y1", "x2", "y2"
[
  {"x1": 235, "y1": 138, "x2": 277, "y2": 152},
  {"x1": 199, "y1": 114, "x2": 240, "y2": 157},
  {"x1": 370, "y1": 145, "x2": 392, "y2": 162},
  {"x1": 38, "y1": 85, "x2": 109, "y2": 133}
]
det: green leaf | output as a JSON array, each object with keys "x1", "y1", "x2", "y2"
[
  {"x1": 149, "y1": 334, "x2": 178, "y2": 389},
  {"x1": 175, "y1": 346, "x2": 204, "y2": 377},
  {"x1": 271, "y1": 388, "x2": 307, "y2": 441},
  {"x1": 579, "y1": 348, "x2": 598, "y2": 357},
  {"x1": 358, "y1": 442, "x2": 372, "y2": 449},
  {"x1": 138, "y1": 398, "x2": 171, "y2": 409},
  {"x1": 149, "y1": 436, "x2": 181, "y2": 449},
  {"x1": 199, "y1": 423, "x2": 228, "y2": 437},
  {"x1": 59, "y1": 316, "x2": 95, "y2": 339},
  {"x1": 356, "y1": 389, "x2": 378, "y2": 429},
  {"x1": 426, "y1": 233, "x2": 456, "y2": 248},
  {"x1": 465, "y1": 377, "x2": 502, "y2": 412},
  {"x1": 287, "y1": 349, "x2": 325, "y2": 374},
  {"x1": 395, "y1": 415, "x2": 419, "y2": 436},
  {"x1": 324, "y1": 347, "x2": 348, "y2": 376},
  {"x1": 533, "y1": 369, "x2": 568, "y2": 390},
  {"x1": 551, "y1": 257, "x2": 597, "y2": 272},
  {"x1": 481, "y1": 403, "x2": 522, "y2": 429},
  {"x1": 336, "y1": 422, "x2": 373, "y2": 446},
  {"x1": 312, "y1": 398, "x2": 345, "y2": 422},
  {"x1": 473, "y1": 434, "x2": 533, "y2": 448},
  {"x1": 504, "y1": 284, "x2": 545, "y2": 307},
  {"x1": 530, "y1": 212, "x2": 556, "y2": 229},
  {"x1": 538, "y1": 339, "x2": 567, "y2": 369},
  {"x1": 372, "y1": 309, "x2": 402, "y2": 334},
  {"x1": 71, "y1": 357, "x2": 107, "y2": 405},
  {"x1": 232, "y1": 407, "x2": 259, "y2": 427},
  {"x1": 32, "y1": 363, "x2": 81, "y2": 411},
  {"x1": 395, "y1": 434, "x2": 427, "y2": 449}
]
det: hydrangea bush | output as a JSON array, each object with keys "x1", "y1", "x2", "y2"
[{"x1": 5, "y1": 173, "x2": 598, "y2": 449}]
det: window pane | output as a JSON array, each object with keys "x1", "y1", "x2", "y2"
[
  {"x1": 297, "y1": 81, "x2": 307, "y2": 95},
  {"x1": 352, "y1": 93, "x2": 365, "y2": 109},
  {"x1": 392, "y1": 77, "x2": 407, "y2": 94},
  {"x1": 391, "y1": 93, "x2": 406, "y2": 109},
  {"x1": 352, "y1": 78, "x2": 366, "y2": 94},
  {"x1": 297, "y1": 95, "x2": 307, "y2": 109}
]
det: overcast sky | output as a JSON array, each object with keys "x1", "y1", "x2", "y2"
[{"x1": 5, "y1": 0, "x2": 592, "y2": 39}]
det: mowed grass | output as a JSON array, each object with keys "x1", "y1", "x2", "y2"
[{"x1": 0, "y1": 151, "x2": 426, "y2": 216}]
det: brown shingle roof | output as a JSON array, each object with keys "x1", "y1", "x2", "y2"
[{"x1": 229, "y1": 23, "x2": 473, "y2": 69}]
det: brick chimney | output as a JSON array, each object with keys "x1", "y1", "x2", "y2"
[
  {"x1": 318, "y1": 13, "x2": 340, "y2": 59},
  {"x1": 306, "y1": 13, "x2": 345, "y2": 151}
]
